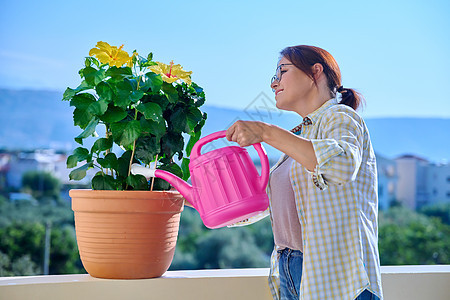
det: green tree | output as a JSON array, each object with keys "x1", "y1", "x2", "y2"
[
  {"x1": 379, "y1": 207, "x2": 450, "y2": 265},
  {"x1": 196, "y1": 228, "x2": 268, "y2": 268},
  {"x1": 419, "y1": 202, "x2": 450, "y2": 225},
  {"x1": 0, "y1": 198, "x2": 74, "y2": 228},
  {"x1": 21, "y1": 171, "x2": 61, "y2": 204},
  {"x1": 11, "y1": 254, "x2": 40, "y2": 276},
  {"x1": 0, "y1": 222, "x2": 83, "y2": 276},
  {"x1": 0, "y1": 251, "x2": 12, "y2": 276},
  {"x1": 48, "y1": 225, "x2": 83, "y2": 274}
]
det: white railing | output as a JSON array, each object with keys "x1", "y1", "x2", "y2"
[{"x1": 0, "y1": 265, "x2": 449, "y2": 300}]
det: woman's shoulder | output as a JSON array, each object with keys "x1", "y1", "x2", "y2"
[{"x1": 320, "y1": 102, "x2": 364, "y2": 123}]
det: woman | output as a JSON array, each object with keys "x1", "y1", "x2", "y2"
[{"x1": 226, "y1": 45, "x2": 383, "y2": 300}]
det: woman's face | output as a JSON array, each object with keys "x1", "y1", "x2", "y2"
[{"x1": 270, "y1": 56, "x2": 315, "y2": 113}]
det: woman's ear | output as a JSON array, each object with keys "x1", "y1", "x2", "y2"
[{"x1": 312, "y1": 63, "x2": 324, "y2": 80}]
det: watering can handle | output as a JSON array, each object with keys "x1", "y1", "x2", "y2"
[{"x1": 191, "y1": 130, "x2": 270, "y2": 190}]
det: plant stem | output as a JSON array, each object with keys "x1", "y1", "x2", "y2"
[
  {"x1": 105, "y1": 125, "x2": 111, "y2": 155},
  {"x1": 126, "y1": 108, "x2": 139, "y2": 183},
  {"x1": 105, "y1": 124, "x2": 113, "y2": 177},
  {"x1": 127, "y1": 140, "x2": 136, "y2": 178},
  {"x1": 150, "y1": 154, "x2": 158, "y2": 191},
  {"x1": 93, "y1": 163, "x2": 103, "y2": 170}
]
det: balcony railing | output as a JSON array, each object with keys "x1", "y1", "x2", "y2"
[{"x1": 1, "y1": 265, "x2": 449, "y2": 300}]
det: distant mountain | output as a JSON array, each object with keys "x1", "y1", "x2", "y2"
[
  {"x1": 1, "y1": 89, "x2": 448, "y2": 163},
  {"x1": 0, "y1": 89, "x2": 78, "y2": 151}
]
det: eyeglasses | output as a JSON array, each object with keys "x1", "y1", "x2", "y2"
[{"x1": 270, "y1": 63, "x2": 293, "y2": 86}]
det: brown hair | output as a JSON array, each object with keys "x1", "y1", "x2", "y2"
[{"x1": 280, "y1": 45, "x2": 364, "y2": 110}]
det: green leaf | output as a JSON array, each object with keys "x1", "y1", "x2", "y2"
[
  {"x1": 85, "y1": 57, "x2": 100, "y2": 68},
  {"x1": 144, "y1": 72, "x2": 163, "y2": 92},
  {"x1": 125, "y1": 78, "x2": 145, "y2": 103},
  {"x1": 186, "y1": 130, "x2": 201, "y2": 157},
  {"x1": 134, "y1": 136, "x2": 160, "y2": 165},
  {"x1": 130, "y1": 90, "x2": 144, "y2": 103},
  {"x1": 91, "y1": 137, "x2": 113, "y2": 153},
  {"x1": 111, "y1": 120, "x2": 142, "y2": 146},
  {"x1": 141, "y1": 61, "x2": 158, "y2": 68},
  {"x1": 192, "y1": 83, "x2": 203, "y2": 95},
  {"x1": 136, "y1": 102, "x2": 163, "y2": 122},
  {"x1": 63, "y1": 81, "x2": 93, "y2": 101},
  {"x1": 161, "y1": 82, "x2": 179, "y2": 103},
  {"x1": 92, "y1": 174, "x2": 117, "y2": 190},
  {"x1": 143, "y1": 94, "x2": 169, "y2": 111},
  {"x1": 114, "y1": 80, "x2": 132, "y2": 105},
  {"x1": 140, "y1": 119, "x2": 166, "y2": 138},
  {"x1": 100, "y1": 105, "x2": 128, "y2": 123},
  {"x1": 95, "y1": 81, "x2": 114, "y2": 102},
  {"x1": 87, "y1": 100, "x2": 108, "y2": 116},
  {"x1": 75, "y1": 118, "x2": 99, "y2": 144},
  {"x1": 69, "y1": 162, "x2": 93, "y2": 181},
  {"x1": 70, "y1": 92, "x2": 96, "y2": 108},
  {"x1": 191, "y1": 82, "x2": 206, "y2": 107},
  {"x1": 66, "y1": 155, "x2": 79, "y2": 169},
  {"x1": 132, "y1": 51, "x2": 138, "y2": 65},
  {"x1": 70, "y1": 93, "x2": 96, "y2": 129},
  {"x1": 186, "y1": 107, "x2": 203, "y2": 134},
  {"x1": 66, "y1": 147, "x2": 90, "y2": 168},
  {"x1": 152, "y1": 178, "x2": 171, "y2": 190},
  {"x1": 114, "y1": 79, "x2": 141, "y2": 107},
  {"x1": 159, "y1": 163, "x2": 183, "y2": 179},
  {"x1": 105, "y1": 66, "x2": 133, "y2": 81},
  {"x1": 97, "y1": 153, "x2": 119, "y2": 170},
  {"x1": 169, "y1": 106, "x2": 188, "y2": 133},
  {"x1": 63, "y1": 88, "x2": 77, "y2": 102},
  {"x1": 181, "y1": 158, "x2": 190, "y2": 181},
  {"x1": 126, "y1": 174, "x2": 149, "y2": 190},
  {"x1": 117, "y1": 150, "x2": 133, "y2": 178},
  {"x1": 81, "y1": 66, "x2": 106, "y2": 86},
  {"x1": 161, "y1": 132, "x2": 184, "y2": 160},
  {"x1": 194, "y1": 118, "x2": 206, "y2": 132}
]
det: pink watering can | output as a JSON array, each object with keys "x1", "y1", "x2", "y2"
[{"x1": 131, "y1": 130, "x2": 269, "y2": 229}]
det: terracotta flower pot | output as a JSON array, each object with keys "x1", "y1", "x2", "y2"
[{"x1": 69, "y1": 189, "x2": 184, "y2": 279}]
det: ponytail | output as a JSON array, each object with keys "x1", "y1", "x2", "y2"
[{"x1": 335, "y1": 86, "x2": 364, "y2": 111}]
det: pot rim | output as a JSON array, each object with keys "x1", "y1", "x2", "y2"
[
  {"x1": 69, "y1": 189, "x2": 184, "y2": 199},
  {"x1": 70, "y1": 189, "x2": 185, "y2": 213}
]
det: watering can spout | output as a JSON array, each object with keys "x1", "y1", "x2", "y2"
[
  {"x1": 131, "y1": 164, "x2": 194, "y2": 206},
  {"x1": 131, "y1": 130, "x2": 270, "y2": 229}
]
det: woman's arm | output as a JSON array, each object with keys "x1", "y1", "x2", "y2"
[
  {"x1": 227, "y1": 107, "x2": 365, "y2": 188},
  {"x1": 226, "y1": 120, "x2": 318, "y2": 171}
]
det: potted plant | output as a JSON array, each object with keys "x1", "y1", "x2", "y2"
[{"x1": 63, "y1": 41, "x2": 207, "y2": 279}]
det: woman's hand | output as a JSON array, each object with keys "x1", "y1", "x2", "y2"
[
  {"x1": 227, "y1": 120, "x2": 318, "y2": 171},
  {"x1": 226, "y1": 120, "x2": 267, "y2": 147}
]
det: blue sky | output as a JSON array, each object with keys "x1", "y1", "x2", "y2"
[{"x1": 1, "y1": 0, "x2": 449, "y2": 118}]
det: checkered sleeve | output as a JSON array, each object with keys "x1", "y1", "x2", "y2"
[{"x1": 309, "y1": 108, "x2": 364, "y2": 188}]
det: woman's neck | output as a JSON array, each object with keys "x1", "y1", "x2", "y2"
[{"x1": 294, "y1": 88, "x2": 331, "y2": 118}]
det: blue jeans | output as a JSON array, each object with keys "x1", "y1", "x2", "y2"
[
  {"x1": 278, "y1": 248, "x2": 303, "y2": 300},
  {"x1": 356, "y1": 289, "x2": 381, "y2": 300},
  {"x1": 278, "y1": 247, "x2": 380, "y2": 300}
]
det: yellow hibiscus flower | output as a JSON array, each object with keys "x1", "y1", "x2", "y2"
[
  {"x1": 89, "y1": 41, "x2": 135, "y2": 68},
  {"x1": 150, "y1": 60, "x2": 192, "y2": 85}
]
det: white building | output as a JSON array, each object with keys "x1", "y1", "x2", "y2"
[
  {"x1": 395, "y1": 155, "x2": 450, "y2": 210},
  {"x1": 427, "y1": 162, "x2": 450, "y2": 205},
  {"x1": 376, "y1": 153, "x2": 397, "y2": 210},
  {"x1": 5, "y1": 149, "x2": 91, "y2": 189}
]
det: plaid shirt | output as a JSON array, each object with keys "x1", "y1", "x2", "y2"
[{"x1": 231, "y1": 98, "x2": 383, "y2": 300}]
